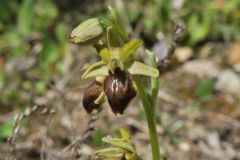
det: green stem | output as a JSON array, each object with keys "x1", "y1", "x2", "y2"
[
  {"x1": 133, "y1": 76, "x2": 162, "y2": 160},
  {"x1": 147, "y1": 49, "x2": 159, "y2": 110}
]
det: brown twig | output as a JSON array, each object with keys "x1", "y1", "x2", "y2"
[
  {"x1": 157, "y1": 21, "x2": 186, "y2": 69},
  {"x1": 6, "y1": 105, "x2": 56, "y2": 160},
  {"x1": 57, "y1": 113, "x2": 99, "y2": 157}
]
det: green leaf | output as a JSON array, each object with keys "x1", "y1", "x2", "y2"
[
  {"x1": 94, "y1": 148, "x2": 124, "y2": 158},
  {"x1": 102, "y1": 137, "x2": 135, "y2": 153},
  {"x1": 0, "y1": 119, "x2": 13, "y2": 140},
  {"x1": 18, "y1": 0, "x2": 34, "y2": 35},
  {"x1": 119, "y1": 128, "x2": 130, "y2": 141},
  {"x1": 127, "y1": 61, "x2": 159, "y2": 77},
  {"x1": 55, "y1": 23, "x2": 67, "y2": 46},
  {"x1": 34, "y1": 0, "x2": 58, "y2": 29},
  {"x1": 120, "y1": 39, "x2": 143, "y2": 62},
  {"x1": 92, "y1": 129, "x2": 104, "y2": 147},
  {"x1": 195, "y1": 78, "x2": 215, "y2": 99},
  {"x1": 41, "y1": 36, "x2": 58, "y2": 64}
]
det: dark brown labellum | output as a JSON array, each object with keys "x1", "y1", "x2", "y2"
[
  {"x1": 83, "y1": 81, "x2": 103, "y2": 114},
  {"x1": 103, "y1": 69, "x2": 136, "y2": 114}
]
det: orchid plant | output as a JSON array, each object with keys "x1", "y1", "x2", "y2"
[{"x1": 70, "y1": 6, "x2": 162, "y2": 160}]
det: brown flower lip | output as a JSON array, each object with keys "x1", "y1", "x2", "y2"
[
  {"x1": 103, "y1": 69, "x2": 136, "y2": 115},
  {"x1": 83, "y1": 81, "x2": 103, "y2": 114}
]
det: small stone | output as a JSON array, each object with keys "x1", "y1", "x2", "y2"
[
  {"x1": 215, "y1": 70, "x2": 240, "y2": 96},
  {"x1": 175, "y1": 47, "x2": 193, "y2": 62},
  {"x1": 182, "y1": 60, "x2": 220, "y2": 78}
]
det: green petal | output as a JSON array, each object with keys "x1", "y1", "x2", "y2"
[
  {"x1": 82, "y1": 61, "x2": 105, "y2": 78},
  {"x1": 94, "y1": 91, "x2": 105, "y2": 104},
  {"x1": 82, "y1": 65, "x2": 108, "y2": 79},
  {"x1": 99, "y1": 48, "x2": 111, "y2": 63},
  {"x1": 120, "y1": 39, "x2": 142, "y2": 62},
  {"x1": 127, "y1": 61, "x2": 159, "y2": 77}
]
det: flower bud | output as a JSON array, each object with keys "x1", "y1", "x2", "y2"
[
  {"x1": 83, "y1": 81, "x2": 103, "y2": 114},
  {"x1": 69, "y1": 18, "x2": 103, "y2": 45},
  {"x1": 103, "y1": 69, "x2": 136, "y2": 114}
]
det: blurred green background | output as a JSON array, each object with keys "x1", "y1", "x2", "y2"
[{"x1": 0, "y1": 0, "x2": 240, "y2": 154}]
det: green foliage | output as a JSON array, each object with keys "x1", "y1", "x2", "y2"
[
  {"x1": 92, "y1": 129, "x2": 104, "y2": 147},
  {"x1": 123, "y1": 0, "x2": 240, "y2": 45},
  {"x1": 18, "y1": 0, "x2": 35, "y2": 35},
  {"x1": 194, "y1": 78, "x2": 215, "y2": 99},
  {"x1": 0, "y1": 0, "x2": 67, "y2": 110},
  {"x1": 0, "y1": 119, "x2": 13, "y2": 141}
]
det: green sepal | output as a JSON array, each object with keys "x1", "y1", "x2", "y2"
[
  {"x1": 127, "y1": 61, "x2": 159, "y2": 77},
  {"x1": 120, "y1": 39, "x2": 142, "y2": 62},
  {"x1": 107, "y1": 26, "x2": 121, "y2": 51},
  {"x1": 99, "y1": 48, "x2": 111, "y2": 63},
  {"x1": 94, "y1": 148, "x2": 124, "y2": 158},
  {"x1": 107, "y1": 6, "x2": 129, "y2": 42}
]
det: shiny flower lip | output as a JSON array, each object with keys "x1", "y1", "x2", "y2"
[
  {"x1": 103, "y1": 69, "x2": 136, "y2": 115},
  {"x1": 70, "y1": 8, "x2": 159, "y2": 115}
]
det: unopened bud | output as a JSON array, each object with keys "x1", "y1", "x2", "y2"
[{"x1": 69, "y1": 18, "x2": 103, "y2": 45}]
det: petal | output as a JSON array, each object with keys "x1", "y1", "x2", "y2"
[
  {"x1": 82, "y1": 61, "x2": 105, "y2": 79},
  {"x1": 127, "y1": 61, "x2": 159, "y2": 77},
  {"x1": 120, "y1": 39, "x2": 142, "y2": 62},
  {"x1": 99, "y1": 48, "x2": 111, "y2": 63},
  {"x1": 82, "y1": 65, "x2": 108, "y2": 79},
  {"x1": 94, "y1": 91, "x2": 105, "y2": 104}
]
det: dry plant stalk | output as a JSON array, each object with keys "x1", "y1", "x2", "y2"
[{"x1": 6, "y1": 105, "x2": 56, "y2": 160}]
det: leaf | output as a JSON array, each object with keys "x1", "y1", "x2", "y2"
[
  {"x1": 120, "y1": 39, "x2": 142, "y2": 62},
  {"x1": 94, "y1": 148, "x2": 124, "y2": 158},
  {"x1": 55, "y1": 23, "x2": 67, "y2": 46},
  {"x1": 102, "y1": 137, "x2": 135, "y2": 153},
  {"x1": 34, "y1": 0, "x2": 58, "y2": 29},
  {"x1": 0, "y1": 119, "x2": 13, "y2": 140},
  {"x1": 18, "y1": 0, "x2": 34, "y2": 35},
  {"x1": 195, "y1": 78, "x2": 215, "y2": 99},
  {"x1": 127, "y1": 61, "x2": 159, "y2": 77},
  {"x1": 41, "y1": 36, "x2": 58, "y2": 64},
  {"x1": 119, "y1": 128, "x2": 130, "y2": 141},
  {"x1": 92, "y1": 129, "x2": 104, "y2": 147}
]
